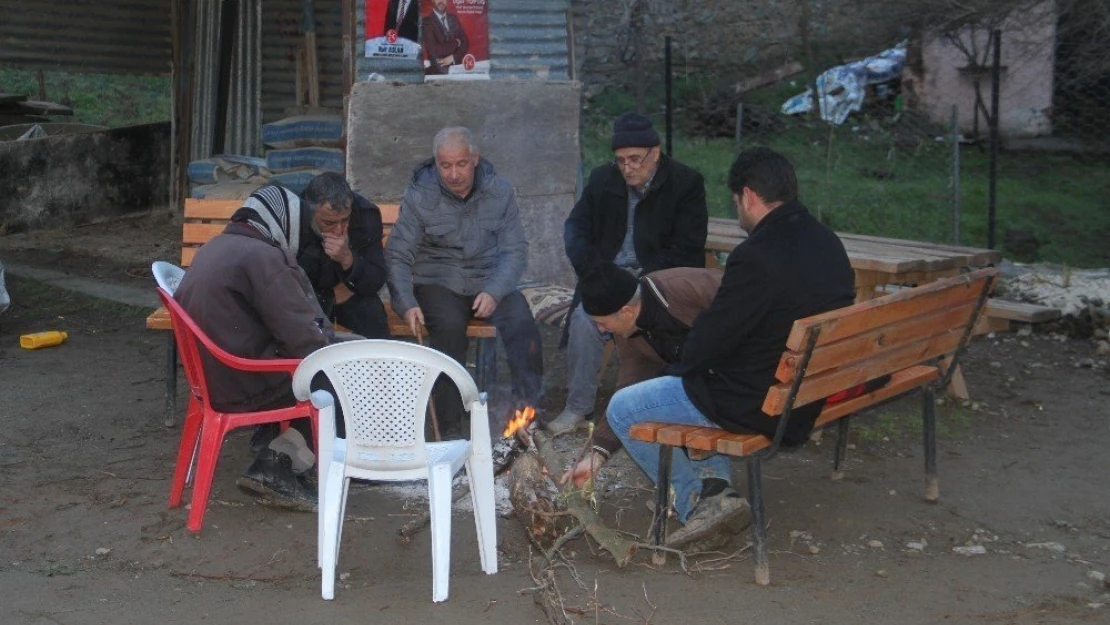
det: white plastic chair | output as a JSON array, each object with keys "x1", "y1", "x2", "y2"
[
  {"x1": 292, "y1": 339, "x2": 498, "y2": 602},
  {"x1": 151, "y1": 261, "x2": 185, "y2": 294}
]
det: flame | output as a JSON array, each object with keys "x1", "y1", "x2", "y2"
[{"x1": 502, "y1": 405, "x2": 537, "y2": 438}]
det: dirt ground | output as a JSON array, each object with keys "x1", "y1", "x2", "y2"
[{"x1": 1, "y1": 214, "x2": 1109, "y2": 625}]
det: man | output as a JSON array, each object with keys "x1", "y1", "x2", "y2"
[
  {"x1": 550, "y1": 113, "x2": 708, "y2": 435},
  {"x1": 422, "y1": 0, "x2": 468, "y2": 75},
  {"x1": 175, "y1": 185, "x2": 335, "y2": 510},
  {"x1": 558, "y1": 262, "x2": 723, "y2": 488},
  {"x1": 607, "y1": 148, "x2": 855, "y2": 550},
  {"x1": 385, "y1": 0, "x2": 420, "y2": 43},
  {"x1": 386, "y1": 126, "x2": 543, "y2": 435},
  {"x1": 298, "y1": 172, "x2": 389, "y2": 339}
]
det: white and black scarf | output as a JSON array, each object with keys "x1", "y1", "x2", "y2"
[{"x1": 237, "y1": 185, "x2": 302, "y2": 254}]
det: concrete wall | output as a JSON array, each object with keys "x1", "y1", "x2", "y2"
[
  {"x1": 905, "y1": 1, "x2": 1056, "y2": 138},
  {"x1": 346, "y1": 80, "x2": 580, "y2": 287},
  {"x1": 0, "y1": 123, "x2": 171, "y2": 232}
]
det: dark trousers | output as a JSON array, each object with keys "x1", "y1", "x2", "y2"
[
  {"x1": 414, "y1": 284, "x2": 543, "y2": 430},
  {"x1": 330, "y1": 293, "x2": 389, "y2": 339}
]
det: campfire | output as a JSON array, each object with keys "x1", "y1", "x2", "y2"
[{"x1": 502, "y1": 405, "x2": 537, "y2": 438}]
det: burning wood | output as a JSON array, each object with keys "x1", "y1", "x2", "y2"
[{"x1": 502, "y1": 405, "x2": 537, "y2": 438}]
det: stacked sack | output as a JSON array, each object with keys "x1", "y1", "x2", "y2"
[
  {"x1": 188, "y1": 154, "x2": 270, "y2": 200},
  {"x1": 261, "y1": 113, "x2": 345, "y2": 194}
]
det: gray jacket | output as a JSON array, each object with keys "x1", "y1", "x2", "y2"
[{"x1": 386, "y1": 157, "x2": 528, "y2": 314}]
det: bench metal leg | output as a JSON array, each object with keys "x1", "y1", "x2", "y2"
[
  {"x1": 475, "y1": 337, "x2": 496, "y2": 390},
  {"x1": 747, "y1": 456, "x2": 770, "y2": 586},
  {"x1": 650, "y1": 444, "x2": 673, "y2": 566},
  {"x1": 831, "y1": 416, "x2": 852, "y2": 481},
  {"x1": 922, "y1": 387, "x2": 939, "y2": 502},
  {"x1": 162, "y1": 333, "x2": 178, "y2": 428}
]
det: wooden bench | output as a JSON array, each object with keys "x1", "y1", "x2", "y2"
[
  {"x1": 629, "y1": 267, "x2": 998, "y2": 585},
  {"x1": 148, "y1": 198, "x2": 498, "y2": 426}
]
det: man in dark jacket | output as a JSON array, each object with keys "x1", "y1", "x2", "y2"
[
  {"x1": 422, "y1": 0, "x2": 468, "y2": 75},
  {"x1": 549, "y1": 113, "x2": 708, "y2": 435},
  {"x1": 175, "y1": 185, "x2": 335, "y2": 511},
  {"x1": 386, "y1": 126, "x2": 543, "y2": 435},
  {"x1": 608, "y1": 148, "x2": 855, "y2": 550},
  {"x1": 298, "y1": 172, "x2": 389, "y2": 339}
]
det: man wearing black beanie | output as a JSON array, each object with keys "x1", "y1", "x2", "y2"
[{"x1": 552, "y1": 113, "x2": 708, "y2": 435}]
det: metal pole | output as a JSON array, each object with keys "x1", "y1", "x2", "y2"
[
  {"x1": 664, "y1": 36, "x2": 673, "y2": 156},
  {"x1": 987, "y1": 29, "x2": 1001, "y2": 249},
  {"x1": 950, "y1": 104, "x2": 961, "y2": 245}
]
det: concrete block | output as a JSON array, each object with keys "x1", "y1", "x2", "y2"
[{"x1": 346, "y1": 81, "x2": 581, "y2": 287}]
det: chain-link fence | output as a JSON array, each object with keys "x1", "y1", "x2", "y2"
[{"x1": 578, "y1": 0, "x2": 1110, "y2": 269}]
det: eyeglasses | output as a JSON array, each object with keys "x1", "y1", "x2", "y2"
[{"x1": 614, "y1": 148, "x2": 655, "y2": 170}]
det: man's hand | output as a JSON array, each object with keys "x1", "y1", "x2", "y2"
[
  {"x1": 472, "y1": 292, "x2": 498, "y2": 318},
  {"x1": 322, "y1": 234, "x2": 354, "y2": 270},
  {"x1": 332, "y1": 283, "x2": 354, "y2": 305},
  {"x1": 403, "y1": 307, "x2": 425, "y2": 337},
  {"x1": 438, "y1": 55, "x2": 454, "y2": 66},
  {"x1": 558, "y1": 450, "x2": 606, "y2": 489}
]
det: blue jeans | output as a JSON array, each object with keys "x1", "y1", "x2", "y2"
[{"x1": 608, "y1": 376, "x2": 732, "y2": 522}]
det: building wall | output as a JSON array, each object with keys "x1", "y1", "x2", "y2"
[
  {"x1": 0, "y1": 124, "x2": 171, "y2": 231},
  {"x1": 905, "y1": 1, "x2": 1057, "y2": 138}
]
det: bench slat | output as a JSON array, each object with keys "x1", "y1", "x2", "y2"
[
  {"x1": 784, "y1": 268, "x2": 995, "y2": 351},
  {"x1": 184, "y1": 198, "x2": 242, "y2": 219},
  {"x1": 764, "y1": 327, "x2": 965, "y2": 415},
  {"x1": 775, "y1": 302, "x2": 977, "y2": 382},
  {"x1": 182, "y1": 222, "x2": 228, "y2": 247},
  {"x1": 814, "y1": 364, "x2": 939, "y2": 426}
]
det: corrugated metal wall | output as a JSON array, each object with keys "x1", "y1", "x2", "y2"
[
  {"x1": 0, "y1": 0, "x2": 173, "y2": 75},
  {"x1": 190, "y1": 0, "x2": 262, "y2": 158},
  {"x1": 356, "y1": 0, "x2": 570, "y2": 82},
  {"x1": 261, "y1": 0, "x2": 346, "y2": 123}
]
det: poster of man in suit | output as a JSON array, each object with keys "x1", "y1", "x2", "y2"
[
  {"x1": 366, "y1": 0, "x2": 421, "y2": 60},
  {"x1": 421, "y1": 0, "x2": 489, "y2": 80}
]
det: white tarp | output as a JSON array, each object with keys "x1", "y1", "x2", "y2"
[{"x1": 782, "y1": 42, "x2": 907, "y2": 125}]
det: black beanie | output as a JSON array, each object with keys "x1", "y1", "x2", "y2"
[
  {"x1": 611, "y1": 113, "x2": 661, "y2": 150},
  {"x1": 581, "y1": 264, "x2": 640, "y2": 316}
]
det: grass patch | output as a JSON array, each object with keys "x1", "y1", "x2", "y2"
[
  {"x1": 852, "y1": 400, "x2": 976, "y2": 446},
  {"x1": 0, "y1": 68, "x2": 170, "y2": 127},
  {"x1": 583, "y1": 87, "x2": 1110, "y2": 268}
]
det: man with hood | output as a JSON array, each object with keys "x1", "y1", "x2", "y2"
[
  {"x1": 386, "y1": 126, "x2": 543, "y2": 435},
  {"x1": 175, "y1": 185, "x2": 333, "y2": 511}
]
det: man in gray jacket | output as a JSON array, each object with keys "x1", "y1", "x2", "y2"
[{"x1": 386, "y1": 126, "x2": 543, "y2": 434}]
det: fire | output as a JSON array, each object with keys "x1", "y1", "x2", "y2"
[{"x1": 502, "y1": 405, "x2": 536, "y2": 438}]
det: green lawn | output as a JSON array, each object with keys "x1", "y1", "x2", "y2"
[
  {"x1": 584, "y1": 110, "x2": 1110, "y2": 268},
  {"x1": 0, "y1": 68, "x2": 170, "y2": 128}
]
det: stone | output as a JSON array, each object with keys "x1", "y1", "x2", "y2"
[
  {"x1": 953, "y1": 545, "x2": 987, "y2": 556},
  {"x1": 1088, "y1": 570, "x2": 1107, "y2": 583},
  {"x1": 867, "y1": 540, "x2": 884, "y2": 549},
  {"x1": 905, "y1": 541, "x2": 927, "y2": 551},
  {"x1": 1025, "y1": 541, "x2": 1066, "y2": 553}
]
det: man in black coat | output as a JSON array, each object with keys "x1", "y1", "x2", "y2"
[
  {"x1": 608, "y1": 147, "x2": 855, "y2": 550},
  {"x1": 297, "y1": 172, "x2": 389, "y2": 339},
  {"x1": 548, "y1": 113, "x2": 708, "y2": 435}
]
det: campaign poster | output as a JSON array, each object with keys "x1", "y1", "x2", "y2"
[
  {"x1": 366, "y1": 0, "x2": 422, "y2": 60},
  {"x1": 421, "y1": 0, "x2": 490, "y2": 80}
]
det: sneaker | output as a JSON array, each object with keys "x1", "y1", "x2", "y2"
[
  {"x1": 664, "y1": 488, "x2": 751, "y2": 550},
  {"x1": 236, "y1": 450, "x2": 318, "y2": 512},
  {"x1": 544, "y1": 409, "x2": 589, "y2": 436}
]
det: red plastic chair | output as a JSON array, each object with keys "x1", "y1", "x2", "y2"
[{"x1": 157, "y1": 288, "x2": 316, "y2": 534}]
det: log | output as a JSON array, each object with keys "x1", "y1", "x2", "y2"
[{"x1": 509, "y1": 431, "x2": 638, "y2": 567}]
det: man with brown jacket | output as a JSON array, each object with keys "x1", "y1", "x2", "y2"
[{"x1": 559, "y1": 262, "x2": 722, "y2": 487}]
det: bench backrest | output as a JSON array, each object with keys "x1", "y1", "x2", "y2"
[
  {"x1": 763, "y1": 267, "x2": 998, "y2": 416},
  {"x1": 180, "y1": 198, "x2": 401, "y2": 267}
]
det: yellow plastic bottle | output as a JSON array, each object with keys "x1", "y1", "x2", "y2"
[{"x1": 19, "y1": 331, "x2": 69, "y2": 350}]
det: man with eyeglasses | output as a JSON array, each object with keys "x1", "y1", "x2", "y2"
[{"x1": 548, "y1": 113, "x2": 708, "y2": 435}]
